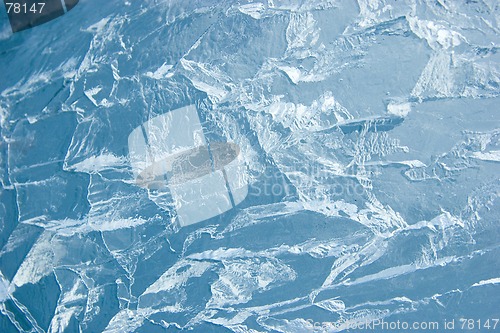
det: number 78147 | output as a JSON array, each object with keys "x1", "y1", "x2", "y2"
[{"x1": 5, "y1": 2, "x2": 46, "y2": 14}]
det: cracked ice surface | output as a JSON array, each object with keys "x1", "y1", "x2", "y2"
[{"x1": 1, "y1": 0, "x2": 499, "y2": 332}]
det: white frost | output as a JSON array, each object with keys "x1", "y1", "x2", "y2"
[
  {"x1": 145, "y1": 63, "x2": 174, "y2": 80},
  {"x1": 471, "y1": 277, "x2": 500, "y2": 287},
  {"x1": 387, "y1": 102, "x2": 412, "y2": 117},
  {"x1": 238, "y1": 3, "x2": 266, "y2": 19},
  {"x1": 407, "y1": 17, "x2": 464, "y2": 50},
  {"x1": 471, "y1": 150, "x2": 500, "y2": 162},
  {"x1": 71, "y1": 154, "x2": 127, "y2": 173}
]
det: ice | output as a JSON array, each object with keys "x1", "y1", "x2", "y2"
[
  {"x1": 70, "y1": 154, "x2": 127, "y2": 174},
  {"x1": 471, "y1": 150, "x2": 500, "y2": 162},
  {"x1": 144, "y1": 63, "x2": 174, "y2": 80},
  {"x1": 471, "y1": 277, "x2": 500, "y2": 288},
  {"x1": 238, "y1": 3, "x2": 267, "y2": 20},
  {"x1": 170, "y1": 171, "x2": 233, "y2": 226},
  {"x1": 1, "y1": 0, "x2": 499, "y2": 331},
  {"x1": 207, "y1": 257, "x2": 296, "y2": 308},
  {"x1": 128, "y1": 105, "x2": 249, "y2": 226}
]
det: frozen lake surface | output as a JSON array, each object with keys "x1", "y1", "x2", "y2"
[{"x1": 0, "y1": 0, "x2": 499, "y2": 332}]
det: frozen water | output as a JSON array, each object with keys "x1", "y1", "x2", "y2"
[{"x1": 0, "y1": 0, "x2": 499, "y2": 332}]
